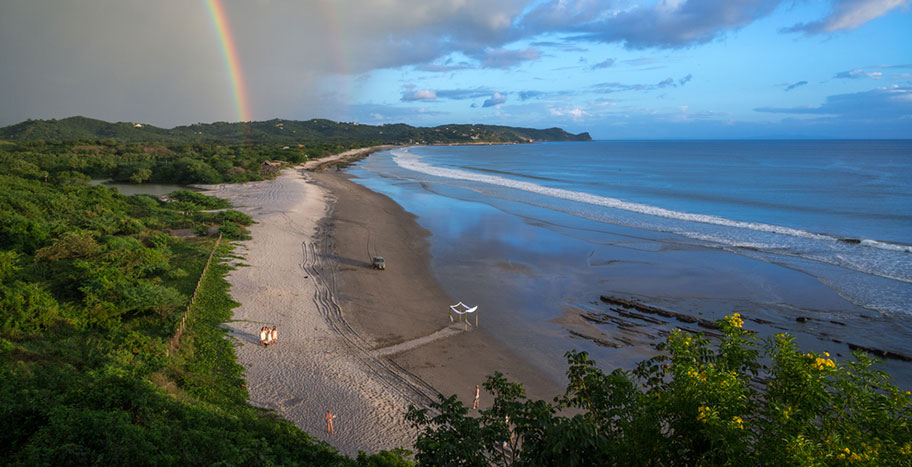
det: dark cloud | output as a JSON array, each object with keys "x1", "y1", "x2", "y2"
[
  {"x1": 592, "y1": 58, "x2": 615, "y2": 69},
  {"x1": 755, "y1": 86, "x2": 912, "y2": 118},
  {"x1": 482, "y1": 92, "x2": 508, "y2": 107},
  {"x1": 522, "y1": 0, "x2": 782, "y2": 49},
  {"x1": 785, "y1": 80, "x2": 808, "y2": 91},
  {"x1": 782, "y1": 0, "x2": 911, "y2": 34},
  {"x1": 593, "y1": 75, "x2": 693, "y2": 93}
]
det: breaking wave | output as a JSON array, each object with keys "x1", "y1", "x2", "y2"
[{"x1": 392, "y1": 150, "x2": 911, "y2": 256}]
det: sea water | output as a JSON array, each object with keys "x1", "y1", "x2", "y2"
[{"x1": 347, "y1": 141, "x2": 912, "y2": 382}]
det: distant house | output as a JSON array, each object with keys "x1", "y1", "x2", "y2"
[{"x1": 261, "y1": 160, "x2": 282, "y2": 175}]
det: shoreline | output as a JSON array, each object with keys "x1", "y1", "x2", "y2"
[
  {"x1": 310, "y1": 170, "x2": 565, "y2": 404},
  {"x1": 200, "y1": 148, "x2": 563, "y2": 456}
]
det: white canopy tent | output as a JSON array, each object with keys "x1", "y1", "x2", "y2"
[{"x1": 449, "y1": 302, "x2": 478, "y2": 329}]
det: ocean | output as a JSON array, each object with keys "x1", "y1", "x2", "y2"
[{"x1": 347, "y1": 141, "x2": 912, "y2": 385}]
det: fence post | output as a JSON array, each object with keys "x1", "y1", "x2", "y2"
[{"x1": 169, "y1": 234, "x2": 223, "y2": 352}]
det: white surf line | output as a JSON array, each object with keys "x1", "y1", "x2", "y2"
[
  {"x1": 371, "y1": 325, "x2": 465, "y2": 358},
  {"x1": 392, "y1": 151, "x2": 912, "y2": 254}
]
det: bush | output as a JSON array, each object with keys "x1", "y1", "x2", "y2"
[
  {"x1": 407, "y1": 314, "x2": 912, "y2": 466},
  {"x1": 168, "y1": 190, "x2": 229, "y2": 210},
  {"x1": 217, "y1": 222, "x2": 249, "y2": 240}
]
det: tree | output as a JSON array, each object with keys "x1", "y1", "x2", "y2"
[{"x1": 407, "y1": 314, "x2": 912, "y2": 466}]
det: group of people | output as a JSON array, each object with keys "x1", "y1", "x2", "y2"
[{"x1": 259, "y1": 326, "x2": 277, "y2": 346}]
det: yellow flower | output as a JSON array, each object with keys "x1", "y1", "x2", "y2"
[
  {"x1": 732, "y1": 416, "x2": 744, "y2": 429},
  {"x1": 823, "y1": 352, "x2": 830, "y2": 357},
  {"x1": 812, "y1": 357, "x2": 836, "y2": 370},
  {"x1": 697, "y1": 406, "x2": 710, "y2": 423}
]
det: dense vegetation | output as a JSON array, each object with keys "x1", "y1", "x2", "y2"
[
  {"x1": 0, "y1": 117, "x2": 589, "y2": 187},
  {"x1": 0, "y1": 116, "x2": 592, "y2": 145},
  {"x1": 0, "y1": 138, "x2": 328, "y2": 185},
  {"x1": 0, "y1": 172, "x2": 407, "y2": 465},
  {"x1": 407, "y1": 314, "x2": 912, "y2": 465}
]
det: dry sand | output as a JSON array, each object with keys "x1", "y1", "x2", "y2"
[{"x1": 201, "y1": 151, "x2": 562, "y2": 457}]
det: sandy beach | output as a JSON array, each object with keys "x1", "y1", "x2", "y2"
[{"x1": 202, "y1": 149, "x2": 563, "y2": 456}]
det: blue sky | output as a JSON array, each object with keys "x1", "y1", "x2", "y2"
[{"x1": 1, "y1": 0, "x2": 910, "y2": 138}]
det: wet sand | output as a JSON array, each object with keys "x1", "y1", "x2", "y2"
[
  {"x1": 202, "y1": 152, "x2": 562, "y2": 457},
  {"x1": 310, "y1": 171, "x2": 565, "y2": 405}
]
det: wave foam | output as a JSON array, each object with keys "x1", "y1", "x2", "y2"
[{"x1": 392, "y1": 151, "x2": 908, "y2": 255}]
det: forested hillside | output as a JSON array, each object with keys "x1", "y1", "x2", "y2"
[{"x1": 0, "y1": 116, "x2": 592, "y2": 144}]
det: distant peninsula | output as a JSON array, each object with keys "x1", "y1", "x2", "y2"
[{"x1": 0, "y1": 116, "x2": 592, "y2": 145}]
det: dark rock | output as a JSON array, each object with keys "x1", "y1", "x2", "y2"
[{"x1": 848, "y1": 343, "x2": 912, "y2": 362}]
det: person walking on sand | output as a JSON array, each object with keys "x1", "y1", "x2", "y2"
[
  {"x1": 325, "y1": 410, "x2": 335, "y2": 434},
  {"x1": 271, "y1": 326, "x2": 278, "y2": 344},
  {"x1": 259, "y1": 327, "x2": 268, "y2": 346},
  {"x1": 473, "y1": 384, "x2": 480, "y2": 409}
]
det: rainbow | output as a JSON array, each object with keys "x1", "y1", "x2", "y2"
[{"x1": 205, "y1": 0, "x2": 252, "y2": 122}]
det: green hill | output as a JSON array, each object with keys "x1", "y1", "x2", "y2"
[{"x1": 0, "y1": 116, "x2": 592, "y2": 144}]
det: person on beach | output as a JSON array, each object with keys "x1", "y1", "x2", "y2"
[
  {"x1": 259, "y1": 327, "x2": 268, "y2": 346},
  {"x1": 271, "y1": 326, "x2": 278, "y2": 344},
  {"x1": 473, "y1": 384, "x2": 480, "y2": 409},
  {"x1": 325, "y1": 410, "x2": 335, "y2": 434}
]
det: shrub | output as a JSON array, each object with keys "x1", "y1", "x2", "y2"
[{"x1": 408, "y1": 314, "x2": 912, "y2": 466}]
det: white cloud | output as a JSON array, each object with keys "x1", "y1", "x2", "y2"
[
  {"x1": 482, "y1": 92, "x2": 508, "y2": 107},
  {"x1": 402, "y1": 89, "x2": 438, "y2": 101},
  {"x1": 548, "y1": 106, "x2": 590, "y2": 120}
]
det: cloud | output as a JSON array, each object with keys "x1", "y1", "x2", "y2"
[
  {"x1": 474, "y1": 47, "x2": 542, "y2": 68},
  {"x1": 416, "y1": 62, "x2": 475, "y2": 73},
  {"x1": 785, "y1": 80, "x2": 809, "y2": 91},
  {"x1": 783, "y1": 0, "x2": 911, "y2": 34},
  {"x1": 401, "y1": 89, "x2": 438, "y2": 101},
  {"x1": 593, "y1": 75, "x2": 693, "y2": 93},
  {"x1": 755, "y1": 86, "x2": 912, "y2": 118},
  {"x1": 519, "y1": 90, "x2": 546, "y2": 101},
  {"x1": 833, "y1": 64, "x2": 912, "y2": 80},
  {"x1": 522, "y1": 0, "x2": 783, "y2": 49},
  {"x1": 530, "y1": 40, "x2": 587, "y2": 52},
  {"x1": 592, "y1": 58, "x2": 615, "y2": 69},
  {"x1": 436, "y1": 88, "x2": 494, "y2": 100},
  {"x1": 482, "y1": 92, "x2": 508, "y2": 107},
  {"x1": 548, "y1": 106, "x2": 590, "y2": 121}
]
